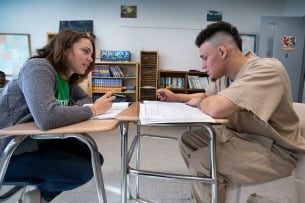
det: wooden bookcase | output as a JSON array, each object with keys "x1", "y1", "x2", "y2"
[
  {"x1": 158, "y1": 70, "x2": 209, "y2": 94},
  {"x1": 88, "y1": 61, "x2": 139, "y2": 102},
  {"x1": 139, "y1": 51, "x2": 159, "y2": 101},
  {"x1": 46, "y1": 32, "x2": 57, "y2": 43}
]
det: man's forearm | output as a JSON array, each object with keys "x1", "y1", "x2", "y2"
[
  {"x1": 176, "y1": 92, "x2": 206, "y2": 103},
  {"x1": 198, "y1": 94, "x2": 239, "y2": 118}
]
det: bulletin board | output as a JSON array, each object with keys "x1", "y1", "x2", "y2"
[
  {"x1": 240, "y1": 33, "x2": 257, "y2": 54},
  {"x1": 0, "y1": 33, "x2": 31, "y2": 76}
]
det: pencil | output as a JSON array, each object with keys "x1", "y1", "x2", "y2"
[{"x1": 165, "y1": 85, "x2": 173, "y2": 89}]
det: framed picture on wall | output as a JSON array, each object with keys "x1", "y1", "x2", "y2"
[
  {"x1": 0, "y1": 33, "x2": 31, "y2": 76},
  {"x1": 240, "y1": 33, "x2": 257, "y2": 54},
  {"x1": 121, "y1": 5, "x2": 137, "y2": 18}
]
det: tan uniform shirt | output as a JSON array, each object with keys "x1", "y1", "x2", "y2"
[{"x1": 205, "y1": 52, "x2": 305, "y2": 153}]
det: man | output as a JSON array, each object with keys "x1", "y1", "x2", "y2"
[{"x1": 157, "y1": 21, "x2": 305, "y2": 203}]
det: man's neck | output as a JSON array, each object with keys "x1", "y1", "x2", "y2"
[{"x1": 226, "y1": 53, "x2": 248, "y2": 81}]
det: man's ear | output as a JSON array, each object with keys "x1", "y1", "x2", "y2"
[{"x1": 218, "y1": 46, "x2": 227, "y2": 59}]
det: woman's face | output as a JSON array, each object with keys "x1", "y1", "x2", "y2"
[{"x1": 66, "y1": 38, "x2": 94, "y2": 77}]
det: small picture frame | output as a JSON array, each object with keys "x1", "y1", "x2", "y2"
[
  {"x1": 282, "y1": 36, "x2": 296, "y2": 51},
  {"x1": 207, "y1": 10, "x2": 222, "y2": 22},
  {"x1": 0, "y1": 33, "x2": 31, "y2": 76},
  {"x1": 121, "y1": 5, "x2": 137, "y2": 18}
]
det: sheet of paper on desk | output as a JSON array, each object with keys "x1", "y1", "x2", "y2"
[
  {"x1": 140, "y1": 101, "x2": 215, "y2": 124},
  {"x1": 84, "y1": 102, "x2": 129, "y2": 119}
]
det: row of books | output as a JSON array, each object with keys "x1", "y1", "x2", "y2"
[
  {"x1": 188, "y1": 76, "x2": 209, "y2": 89},
  {"x1": 92, "y1": 78, "x2": 123, "y2": 88},
  {"x1": 159, "y1": 77, "x2": 185, "y2": 89},
  {"x1": 92, "y1": 65, "x2": 124, "y2": 77}
]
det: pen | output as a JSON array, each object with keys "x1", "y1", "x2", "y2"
[{"x1": 112, "y1": 93, "x2": 126, "y2": 97}]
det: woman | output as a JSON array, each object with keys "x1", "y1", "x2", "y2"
[{"x1": 0, "y1": 30, "x2": 115, "y2": 203}]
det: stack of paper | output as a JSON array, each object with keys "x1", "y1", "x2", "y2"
[
  {"x1": 139, "y1": 101, "x2": 215, "y2": 124},
  {"x1": 84, "y1": 102, "x2": 129, "y2": 119}
]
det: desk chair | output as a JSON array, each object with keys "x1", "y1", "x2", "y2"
[
  {"x1": 0, "y1": 180, "x2": 42, "y2": 202},
  {"x1": 226, "y1": 102, "x2": 305, "y2": 203},
  {"x1": 127, "y1": 122, "x2": 218, "y2": 203},
  {"x1": 0, "y1": 132, "x2": 107, "y2": 203}
]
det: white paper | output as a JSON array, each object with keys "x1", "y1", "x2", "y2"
[
  {"x1": 140, "y1": 101, "x2": 215, "y2": 124},
  {"x1": 83, "y1": 102, "x2": 129, "y2": 119}
]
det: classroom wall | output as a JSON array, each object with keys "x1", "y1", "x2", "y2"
[
  {"x1": 0, "y1": 0, "x2": 287, "y2": 71},
  {"x1": 285, "y1": 0, "x2": 305, "y2": 16}
]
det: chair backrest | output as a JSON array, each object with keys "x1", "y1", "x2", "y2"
[
  {"x1": 292, "y1": 103, "x2": 305, "y2": 181},
  {"x1": 293, "y1": 102, "x2": 305, "y2": 137}
]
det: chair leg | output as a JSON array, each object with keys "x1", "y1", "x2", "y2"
[
  {"x1": 0, "y1": 186, "x2": 24, "y2": 201},
  {"x1": 0, "y1": 136, "x2": 27, "y2": 188},
  {"x1": 17, "y1": 186, "x2": 28, "y2": 203}
]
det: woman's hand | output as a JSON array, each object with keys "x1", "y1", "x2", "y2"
[{"x1": 91, "y1": 90, "x2": 116, "y2": 116}]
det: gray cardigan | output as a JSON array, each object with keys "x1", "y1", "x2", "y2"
[{"x1": 0, "y1": 58, "x2": 93, "y2": 154}]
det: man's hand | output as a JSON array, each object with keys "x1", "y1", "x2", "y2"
[
  {"x1": 156, "y1": 88, "x2": 177, "y2": 102},
  {"x1": 186, "y1": 97, "x2": 203, "y2": 108}
]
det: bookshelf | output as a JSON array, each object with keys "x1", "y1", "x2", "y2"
[
  {"x1": 46, "y1": 32, "x2": 57, "y2": 43},
  {"x1": 139, "y1": 51, "x2": 159, "y2": 101},
  {"x1": 89, "y1": 61, "x2": 139, "y2": 102},
  {"x1": 158, "y1": 70, "x2": 209, "y2": 94}
]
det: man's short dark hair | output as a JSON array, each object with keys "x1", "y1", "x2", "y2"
[{"x1": 195, "y1": 21, "x2": 242, "y2": 52}]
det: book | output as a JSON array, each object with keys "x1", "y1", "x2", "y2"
[
  {"x1": 114, "y1": 65, "x2": 124, "y2": 77},
  {"x1": 188, "y1": 75, "x2": 209, "y2": 89},
  {"x1": 139, "y1": 101, "x2": 215, "y2": 124}
]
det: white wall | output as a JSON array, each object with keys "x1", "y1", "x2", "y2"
[
  {"x1": 0, "y1": 0, "x2": 286, "y2": 71},
  {"x1": 285, "y1": 0, "x2": 305, "y2": 16}
]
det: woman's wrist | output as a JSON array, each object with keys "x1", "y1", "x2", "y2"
[{"x1": 91, "y1": 105, "x2": 97, "y2": 116}]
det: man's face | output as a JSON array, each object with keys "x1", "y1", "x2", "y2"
[{"x1": 199, "y1": 42, "x2": 226, "y2": 81}]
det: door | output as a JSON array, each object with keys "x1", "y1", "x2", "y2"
[{"x1": 259, "y1": 16, "x2": 305, "y2": 102}]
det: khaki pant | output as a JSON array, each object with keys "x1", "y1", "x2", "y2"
[{"x1": 178, "y1": 126, "x2": 297, "y2": 203}]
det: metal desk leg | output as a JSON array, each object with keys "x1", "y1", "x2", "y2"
[
  {"x1": 72, "y1": 133, "x2": 107, "y2": 203},
  {"x1": 120, "y1": 122, "x2": 129, "y2": 203},
  {"x1": 135, "y1": 124, "x2": 141, "y2": 199},
  {"x1": 204, "y1": 124, "x2": 217, "y2": 203}
]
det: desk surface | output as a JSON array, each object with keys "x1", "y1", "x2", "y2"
[
  {"x1": 0, "y1": 119, "x2": 120, "y2": 135},
  {"x1": 116, "y1": 102, "x2": 228, "y2": 124},
  {"x1": 116, "y1": 102, "x2": 139, "y2": 121}
]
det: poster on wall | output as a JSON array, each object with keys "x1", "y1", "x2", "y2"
[
  {"x1": 240, "y1": 34, "x2": 257, "y2": 54},
  {"x1": 281, "y1": 36, "x2": 296, "y2": 51},
  {"x1": 0, "y1": 33, "x2": 31, "y2": 76},
  {"x1": 59, "y1": 20, "x2": 93, "y2": 33}
]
